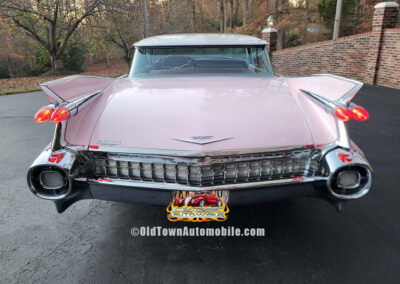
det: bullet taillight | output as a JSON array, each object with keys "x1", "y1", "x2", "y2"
[
  {"x1": 350, "y1": 106, "x2": 369, "y2": 121},
  {"x1": 51, "y1": 107, "x2": 70, "y2": 122},
  {"x1": 334, "y1": 106, "x2": 352, "y2": 122},
  {"x1": 34, "y1": 107, "x2": 54, "y2": 123}
]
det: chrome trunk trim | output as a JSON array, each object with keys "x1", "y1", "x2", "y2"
[
  {"x1": 87, "y1": 176, "x2": 327, "y2": 191},
  {"x1": 86, "y1": 144, "x2": 315, "y2": 157}
]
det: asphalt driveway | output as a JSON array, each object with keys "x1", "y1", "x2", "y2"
[{"x1": 0, "y1": 85, "x2": 399, "y2": 283}]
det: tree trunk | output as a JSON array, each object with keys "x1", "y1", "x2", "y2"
[
  {"x1": 278, "y1": 28, "x2": 285, "y2": 50},
  {"x1": 354, "y1": 0, "x2": 360, "y2": 34},
  {"x1": 302, "y1": 0, "x2": 309, "y2": 45},
  {"x1": 192, "y1": 0, "x2": 197, "y2": 32},
  {"x1": 243, "y1": 0, "x2": 248, "y2": 26},
  {"x1": 234, "y1": 0, "x2": 239, "y2": 26},
  {"x1": 143, "y1": 0, "x2": 149, "y2": 37},
  {"x1": 199, "y1": 1, "x2": 204, "y2": 30},
  {"x1": 50, "y1": 53, "x2": 63, "y2": 71},
  {"x1": 224, "y1": 0, "x2": 227, "y2": 31},
  {"x1": 219, "y1": 0, "x2": 224, "y2": 33},
  {"x1": 333, "y1": 0, "x2": 343, "y2": 40},
  {"x1": 106, "y1": 52, "x2": 110, "y2": 68},
  {"x1": 230, "y1": 0, "x2": 234, "y2": 29},
  {"x1": 124, "y1": 53, "x2": 131, "y2": 68}
]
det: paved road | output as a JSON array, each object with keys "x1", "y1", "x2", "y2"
[{"x1": 0, "y1": 85, "x2": 399, "y2": 283}]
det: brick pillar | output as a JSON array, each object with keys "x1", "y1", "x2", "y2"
[
  {"x1": 261, "y1": 28, "x2": 278, "y2": 54},
  {"x1": 365, "y1": 2, "x2": 399, "y2": 84}
]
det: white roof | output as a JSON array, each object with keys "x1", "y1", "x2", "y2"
[{"x1": 134, "y1": 33, "x2": 268, "y2": 47}]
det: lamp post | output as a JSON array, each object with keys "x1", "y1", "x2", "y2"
[
  {"x1": 267, "y1": 15, "x2": 274, "y2": 28},
  {"x1": 262, "y1": 15, "x2": 278, "y2": 53}
]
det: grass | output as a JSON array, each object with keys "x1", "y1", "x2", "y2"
[{"x1": 0, "y1": 86, "x2": 42, "y2": 96}]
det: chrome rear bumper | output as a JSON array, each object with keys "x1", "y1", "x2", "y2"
[{"x1": 27, "y1": 144, "x2": 373, "y2": 213}]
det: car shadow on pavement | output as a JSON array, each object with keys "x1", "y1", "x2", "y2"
[{"x1": 74, "y1": 197, "x2": 387, "y2": 283}]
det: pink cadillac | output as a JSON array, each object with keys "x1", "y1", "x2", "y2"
[{"x1": 27, "y1": 34, "x2": 372, "y2": 213}]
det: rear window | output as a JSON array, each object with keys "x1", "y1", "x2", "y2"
[{"x1": 129, "y1": 46, "x2": 274, "y2": 78}]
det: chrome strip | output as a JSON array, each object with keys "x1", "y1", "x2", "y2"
[
  {"x1": 64, "y1": 90, "x2": 102, "y2": 116},
  {"x1": 88, "y1": 144, "x2": 313, "y2": 157},
  {"x1": 336, "y1": 120, "x2": 351, "y2": 149},
  {"x1": 87, "y1": 176, "x2": 328, "y2": 191},
  {"x1": 51, "y1": 90, "x2": 102, "y2": 151},
  {"x1": 300, "y1": 89, "x2": 341, "y2": 110},
  {"x1": 312, "y1": 73, "x2": 363, "y2": 86},
  {"x1": 40, "y1": 75, "x2": 114, "y2": 87},
  {"x1": 40, "y1": 75, "x2": 80, "y2": 86}
]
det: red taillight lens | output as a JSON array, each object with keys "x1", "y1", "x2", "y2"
[
  {"x1": 51, "y1": 107, "x2": 70, "y2": 122},
  {"x1": 34, "y1": 107, "x2": 53, "y2": 123},
  {"x1": 334, "y1": 106, "x2": 352, "y2": 121},
  {"x1": 350, "y1": 106, "x2": 369, "y2": 121}
]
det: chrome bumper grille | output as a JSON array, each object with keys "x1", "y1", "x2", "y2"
[{"x1": 92, "y1": 149, "x2": 318, "y2": 186}]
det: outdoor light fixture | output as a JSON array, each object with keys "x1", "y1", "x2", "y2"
[{"x1": 267, "y1": 15, "x2": 274, "y2": 28}]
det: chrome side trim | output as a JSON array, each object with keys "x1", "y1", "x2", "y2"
[
  {"x1": 336, "y1": 120, "x2": 351, "y2": 149},
  {"x1": 51, "y1": 90, "x2": 102, "y2": 151},
  {"x1": 40, "y1": 75, "x2": 114, "y2": 87},
  {"x1": 312, "y1": 73, "x2": 363, "y2": 86},
  {"x1": 300, "y1": 89, "x2": 342, "y2": 110},
  {"x1": 64, "y1": 90, "x2": 102, "y2": 116},
  {"x1": 52, "y1": 121, "x2": 66, "y2": 151},
  {"x1": 87, "y1": 176, "x2": 328, "y2": 191},
  {"x1": 40, "y1": 75, "x2": 80, "y2": 87}
]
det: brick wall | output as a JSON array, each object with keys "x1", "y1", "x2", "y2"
[
  {"x1": 270, "y1": 28, "x2": 400, "y2": 89},
  {"x1": 376, "y1": 28, "x2": 400, "y2": 88},
  {"x1": 271, "y1": 33, "x2": 372, "y2": 82},
  {"x1": 267, "y1": 2, "x2": 400, "y2": 89}
]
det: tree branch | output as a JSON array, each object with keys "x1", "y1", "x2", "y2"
[
  {"x1": 57, "y1": 0, "x2": 102, "y2": 57},
  {"x1": 11, "y1": 17, "x2": 50, "y2": 50}
]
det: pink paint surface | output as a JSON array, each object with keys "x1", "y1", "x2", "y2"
[{"x1": 44, "y1": 74, "x2": 360, "y2": 153}]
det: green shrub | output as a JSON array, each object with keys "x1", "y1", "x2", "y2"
[
  {"x1": 29, "y1": 44, "x2": 51, "y2": 76},
  {"x1": 0, "y1": 58, "x2": 9, "y2": 79},
  {"x1": 62, "y1": 40, "x2": 86, "y2": 73}
]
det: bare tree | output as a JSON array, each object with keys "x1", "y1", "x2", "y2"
[
  {"x1": 333, "y1": 0, "x2": 343, "y2": 40},
  {"x1": 229, "y1": 0, "x2": 234, "y2": 29},
  {"x1": 0, "y1": 0, "x2": 101, "y2": 71},
  {"x1": 219, "y1": 0, "x2": 224, "y2": 32},
  {"x1": 101, "y1": 0, "x2": 142, "y2": 67},
  {"x1": 302, "y1": 0, "x2": 309, "y2": 44},
  {"x1": 143, "y1": 0, "x2": 149, "y2": 37},
  {"x1": 243, "y1": 0, "x2": 248, "y2": 26},
  {"x1": 191, "y1": 0, "x2": 197, "y2": 32},
  {"x1": 224, "y1": 0, "x2": 227, "y2": 31}
]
